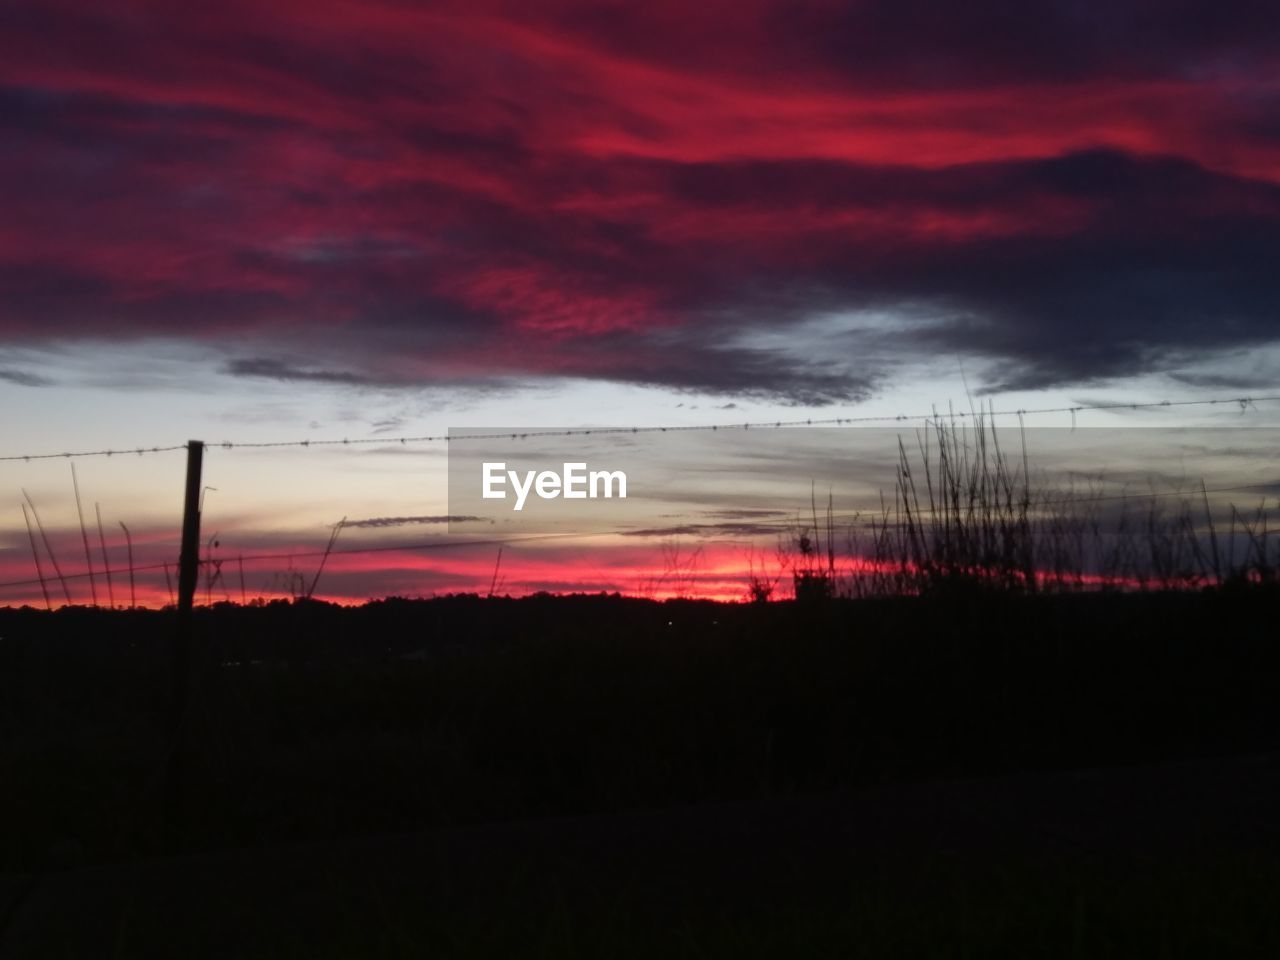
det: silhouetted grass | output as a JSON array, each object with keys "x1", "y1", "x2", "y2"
[{"x1": 777, "y1": 417, "x2": 1278, "y2": 599}]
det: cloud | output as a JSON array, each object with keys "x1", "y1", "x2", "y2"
[
  {"x1": 344, "y1": 515, "x2": 486, "y2": 528},
  {"x1": 1169, "y1": 372, "x2": 1280, "y2": 391},
  {"x1": 226, "y1": 358, "x2": 378, "y2": 387},
  {"x1": 622, "y1": 520, "x2": 794, "y2": 539},
  {"x1": 1, "y1": 1, "x2": 1278, "y2": 402},
  {"x1": 0, "y1": 367, "x2": 52, "y2": 387}
]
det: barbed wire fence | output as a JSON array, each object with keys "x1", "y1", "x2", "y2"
[{"x1": 1, "y1": 392, "x2": 1278, "y2": 606}]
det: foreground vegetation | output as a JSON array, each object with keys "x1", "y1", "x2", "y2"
[{"x1": 2, "y1": 586, "x2": 1277, "y2": 874}]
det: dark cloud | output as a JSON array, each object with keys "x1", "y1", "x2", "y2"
[
  {"x1": 0, "y1": 367, "x2": 52, "y2": 387},
  {"x1": 226, "y1": 359, "x2": 378, "y2": 386},
  {"x1": 0, "y1": 1, "x2": 1278, "y2": 402},
  {"x1": 794, "y1": 1, "x2": 1280, "y2": 87},
  {"x1": 344, "y1": 515, "x2": 486, "y2": 529},
  {"x1": 1169, "y1": 372, "x2": 1280, "y2": 391},
  {"x1": 553, "y1": 330, "x2": 878, "y2": 405},
  {"x1": 622, "y1": 521, "x2": 789, "y2": 539},
  {"x1": 547, "y1": 0, "x2": 1280, "y2": 89},
  {"x1": 703, "y1": 509, "x2": 789, "y2": 520}
]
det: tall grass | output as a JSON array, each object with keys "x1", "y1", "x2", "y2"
[{"x1": 781, "y1": 417, "x2": 1278, "y2": 600}]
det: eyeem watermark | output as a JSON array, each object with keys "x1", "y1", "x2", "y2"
[{"x1": 482, "y1": 462, "x2": 627, "y2": 511}]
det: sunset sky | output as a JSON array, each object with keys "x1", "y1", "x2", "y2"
[{"x1": 2, "y1": 0, "x2": 1279, "y2": 605}]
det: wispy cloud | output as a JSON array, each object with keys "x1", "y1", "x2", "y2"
[
  {"x1": 344, "y1": 515, "x2": 487, "y2": 529},
  {"x1": 0, "y1": 368, "x2": 53, "y2": 387},
  {"x1": 226, "y1": 358, "x2": 377, "y2": 387}
]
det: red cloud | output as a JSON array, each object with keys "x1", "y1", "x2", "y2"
[{"x1": 1, "y1": 0, "x2": 1279, "y2": 397}]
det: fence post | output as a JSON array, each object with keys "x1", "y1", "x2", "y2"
[{"x1": 166, "y1": 439, "x2": 204, "y2": 850}]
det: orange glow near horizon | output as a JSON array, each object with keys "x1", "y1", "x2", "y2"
[{"x1": 0, "y1": 539, "x2": 1163, "y2": 610}]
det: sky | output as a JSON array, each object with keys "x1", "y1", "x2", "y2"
[{"x1": 2, "y1": 0, "x2": 1279, "y2": 605}]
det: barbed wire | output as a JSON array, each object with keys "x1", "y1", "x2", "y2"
[
  {"x1": 2, "y1": 394, "x2": 1278, "y2": 462},
  {"x1": 0, "y1": 445, "x2": 188, "y2": 463}
]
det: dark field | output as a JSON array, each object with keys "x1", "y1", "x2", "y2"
[{"x1": 1, "y1": 589, "x2": 1279, "y2": 956}]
